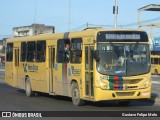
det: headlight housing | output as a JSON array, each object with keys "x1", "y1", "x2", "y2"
[
  {"x1": 140, "y1": 79, "x2": 151, "y2": 89},
  {"x1": 97, "y1": 80, "x2": 109, "y2": 90}
]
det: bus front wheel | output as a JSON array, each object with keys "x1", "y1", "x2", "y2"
[
  {"x1": 71, "y1": 82, "x2": 85, "y2": 106},
  {"x1": 25, "y1": 77, "x2": 34, "y2": 97}
]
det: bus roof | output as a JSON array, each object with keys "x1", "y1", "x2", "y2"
[{"x1": 6, "y1": 28, "x2": 146, "y2": 43}]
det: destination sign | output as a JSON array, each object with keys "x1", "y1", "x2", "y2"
[
  {"x1": 97, "y1": 31, "x2": 148, "y2": 42},
  {"x1": 105, "y1": 34, "x2": 140, "y2": 40}
]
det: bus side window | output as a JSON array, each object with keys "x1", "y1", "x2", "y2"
[
  {"x1": 155, "y1": 58, "x2": 158, "y2": 64},
  {"x1": 21, "y1": 42, "x2": 26, "y2": 62},
  {"x1": 36, "y1": 41, "x2": 46, "y2": 62},
  {"x1": 70, "y1": 38, "x2": 82, "y2": 63},
  {"x1": 151, "y1": 58, "x2": 153, "y2": 64},
  {"x1": 27, "y1": 41, "x2": 36, "y2": 62},
  {"x1": 57, "y1": 39, "x2": 70, "y2": 63},
  {"x1": 6, "y1": 43, "x2": 13, "y2": 62}
]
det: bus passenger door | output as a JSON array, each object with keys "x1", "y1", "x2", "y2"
[
  {"x1": 48, "y1": 46, "x2": 55, "y2": 93},
  {"x1": 14, "y1": 48, "x2": 19, "y2": 87},
  {"x1": 84, "y1": 45, "x2": 94, "y2": 98}
]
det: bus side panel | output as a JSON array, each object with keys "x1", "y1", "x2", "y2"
[
  {"x1": 151, "y1": 64, "x2": 160, "y2": 75},
  {"x1": 25, "y1": 63, "x2": 47, "y2": 93},
  {"x1": 5, "y1": 62, "x2": 14, "y2": 87},
  {"x1": 53, "y1": 63, "x2": 64, "y2": 95},
  {"x1": 67, "y1": 63, "x2": 82, "y2": 97},
  {"x1": 35, "y1": 63, "x2": 48, "y2": 93},
  {"x1": 18, "y1": 61, "x2": 27, "y2": 89}
]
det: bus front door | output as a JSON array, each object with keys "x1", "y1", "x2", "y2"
[
  {"x1": 84, "y1": 45, "x2": 94, "y2": 98},
  {"x1": 14, "y1": 48, "x2": 19, "y2": 87},
  {"x1": 48, "y1": 46, "x2": 55, "y2": 93}
]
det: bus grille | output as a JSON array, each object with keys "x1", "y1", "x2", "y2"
[
  {"x1": 113, "y1": 86, "x2": 138, "y2": 90},
  {"x1": 111, "y1": 79, "x2": 142, "y2": 85},
  {"x1": 129, "y1": 79, "x2": 142, "y2": 84},
  {"x1": 116, "y1": 92, "x2": 135, "y2": 96},
  {"x1": 126, "y1": 86, "x2": 138, "y2": 89},
  {"x1": 110, "y1": 79, "x2": 142, "y2": 90}
]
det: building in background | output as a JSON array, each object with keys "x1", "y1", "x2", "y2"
[
  {"x1": 2, "y1": 38, "x2": 7, "y2": 53},
  {"x1": 13, "y1": 24, "x2": 55, "y2": 37},
  {"x1": 138, "y1": 4, "x2": 160, "y2": 54},
  {"x1": 0, "y1": 39, "x2": 5, "y2": 64},
  {"x1": 0, "y1": 40, "x2": 3, "y2": 53}
]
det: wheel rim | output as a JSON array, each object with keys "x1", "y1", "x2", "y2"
[
  {"x1": 73, "y1": 88, "x2": 79, "y2": 101},
  {"x1": 26, "y1": 81, "x2": 30, "y2": 95}
]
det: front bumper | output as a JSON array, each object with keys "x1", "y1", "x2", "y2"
[{"x1": 94, "y1": 85, "x2": 151, "y2": 101}]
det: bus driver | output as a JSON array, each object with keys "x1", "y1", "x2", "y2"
[{"x1": 64, "y1": 43, "x2": 70, "y2": 62}]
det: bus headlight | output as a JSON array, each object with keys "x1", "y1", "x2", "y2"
[
  {"x1": 96, "y1": 79, "x2": 109, "y2": 90},
  {"x1": 101, "y1": 85, "x2": 108, "y2": 90},
  {"x1": 140, "y1": 79, "x2": 151, "y2": 89},
  {"x1": 98, "y1": 81, "x2": 109, "y2": 90}
]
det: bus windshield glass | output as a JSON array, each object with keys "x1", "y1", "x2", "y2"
[{"x1": 96, "y1": 44, "x2": 150, "y2": 76}]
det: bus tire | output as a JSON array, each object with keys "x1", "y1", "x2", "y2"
[
  {"x1": 154, "y1": 69, "x2": 158, "y2": 75},
  {"x1": 71, "y1": 82, "x2": 85, "y2": 106},
  {"x1": 25, "y1": 77, "x2": 34, "y2": 97},
  {"x1": 118, "y1": 101, "x2": 130, "y2": 106}
]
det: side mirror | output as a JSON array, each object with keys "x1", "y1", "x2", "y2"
[{"x1": 94, "y1": 50, "x2": 100, "y2": 62}]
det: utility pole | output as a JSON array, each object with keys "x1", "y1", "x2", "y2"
[
  {"x1": 34, "y1": 0, "x2": 37, "y2": 35},
  {"x1": 87, "y1": 22, "x2": 89, "y2": 28},
  {"x1": 114, "y1": 0, "x2": 118, "y2": 28},
  {"x1": 68, "y1": 0, "x2": 71, "y2": 31},
  {"x1": 138, "y1": 10, "x2": 140, "y2": 29},
  {"x1": 34, "y1": 0, "x2": 37, "y2": 24}
]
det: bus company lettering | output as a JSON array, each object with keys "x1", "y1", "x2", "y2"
[
  {"x1": 28, "y1": 64, "x2": 38, "y2": 71},
  {"x1": 68, "y1": 66, "x2": 81, "y2": 76},
  {"x1": 23, "y1": 63, "x2": 38, "y2": 72}
]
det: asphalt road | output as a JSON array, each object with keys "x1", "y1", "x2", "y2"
[{"x1": 0, "y1": 63, "x2": 160, "y2": 111}]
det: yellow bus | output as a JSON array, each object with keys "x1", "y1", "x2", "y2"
[
  {"x1": 5, "y1": 28, "x2": 151, "y2": 106},
  {"x1": 151, "y1": 55, "x2": 160, "y2": 75}
]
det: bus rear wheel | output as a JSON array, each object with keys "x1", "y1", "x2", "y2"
[
  {"x1": 118, "y1": 101, "x2": 130, "y2": 106},
  {"x1": 25, "y1": 77, "x2": 34, "y2": 97},
  {"x1": 71, "y1": 82, "x2": 85, "y2": 106}
]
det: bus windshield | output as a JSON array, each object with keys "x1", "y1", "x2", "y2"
[{"x1": 96, "y1": 44, "x2": 150, "y2": 76}]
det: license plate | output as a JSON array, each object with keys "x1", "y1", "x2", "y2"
[{"x1": 142, "y1": 92, "x2": 150, "y2": 96}]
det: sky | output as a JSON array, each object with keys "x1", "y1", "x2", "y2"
[{"x1": 0, "y1": 0, "x2": 160, "y2": 39}]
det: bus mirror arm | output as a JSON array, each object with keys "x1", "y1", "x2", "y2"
[{"x1": 94, "y1": 50, "x2": 100, "y2": 62}]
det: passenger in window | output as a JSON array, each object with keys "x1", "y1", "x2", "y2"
[{"x1": 64, "y1": 43, "x2": 70, "y2": 62}]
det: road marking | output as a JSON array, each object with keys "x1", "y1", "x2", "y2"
[
  {"x1": 0, "y1": 69, "x2": 5, "y2": 72},
  {"x1": 152, "y1": 75, "x2": 159, "y2": 77},
  {"x1": 152, "y1": 81, "x2": 160, "y2": 84}
]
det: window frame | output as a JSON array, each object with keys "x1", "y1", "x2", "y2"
[
  {"x1": 20, "y1": 42, "x2": 27, "y2": 62},
  {"x1": 70, "y1": 38, "x2": 82, "y2": 64},
  {"x1": 36, "y1": 40, "x2": 46, "y2": 62},
  {"x1": 56, "y1": 39, "x2": 70, "y2": 63},
  {"x1": 6, "y1": 43, "x2": 13, "y2": 62},
  {"x1": 27, "y1": 41, "x2": 36, "y2": 62}
]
